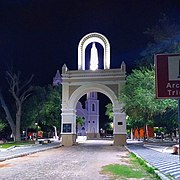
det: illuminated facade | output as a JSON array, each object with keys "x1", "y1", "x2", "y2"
[
  {"x1": 53, "y1": 71, "x2": 99, "y2": 138},
  {"x1": 60, "y1": 32, "x2": 126, "y2": 146},
  {"x1": 76, "y1": 92, "x2": 99, "y2": 138}
]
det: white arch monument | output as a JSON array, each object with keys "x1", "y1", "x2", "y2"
[{"x1": 61, "y1": 32, "x2": 126, "y2": 146}]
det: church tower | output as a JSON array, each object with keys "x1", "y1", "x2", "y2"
[
  {"x1": 85, "y1": 92, "x2": 99, "y2": 138},
  {"x1": 53, "y1": 70, "x2": 61, "y2": 86}
]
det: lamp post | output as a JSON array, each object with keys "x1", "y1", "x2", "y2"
[{"x1": 35, "y1": 122, "x2": 38, "y2": 141}]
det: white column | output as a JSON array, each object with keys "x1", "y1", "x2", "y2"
[
  {"x1": 97, "y1": 115, "x2": 99, "y2": 133},
  {"x1": 113, "y1": 106, "x2": 127, "y2": 145},
  {"x1": 113, "y1": 108, "x2": 126, "y2": 134},
  {"x1": 61, "y1": 109, "x2": 76, "y2": 134},
  {"x1": 131, "y1": 128, "x2": 134, "y2": 140}
]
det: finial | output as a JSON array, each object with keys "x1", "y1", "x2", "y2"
[
  {"x1": 121, "y1": 61, "x2": 126, "y2": 72},
  {"x1": 62, "y1": 64, "x2": 68, "y2": 74},
  {"x1": 53, "y1": 69, "x2": 61, "y2": 86}
]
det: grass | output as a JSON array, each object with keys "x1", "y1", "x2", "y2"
[
  {"x1": 101, "y1": 153, "x2": 161, "y2": 179},
  {"x1": 102, "y1": 164, "x2": 146, "y2": 178},
  {"x1": 0, "y1": 141, "x2": 35, "y2": 149}
]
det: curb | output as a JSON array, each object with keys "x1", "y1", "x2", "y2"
[
  {"x1": 0, "y1": 144, "x2": 61, "y2": 162},
  {"x1": 0, "y1": 143, "x2": 40, "y2": 152},
  {"x1": 125, "y1": 145, "x2": 172, "y2": 180}
]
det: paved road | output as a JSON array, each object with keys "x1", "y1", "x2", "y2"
[
  {"x1": 127, "y1": 143, "x2": 180, "y2": 180},
  {"x1": 0, "y1": 140, "x2": 128, "y2": 180}
]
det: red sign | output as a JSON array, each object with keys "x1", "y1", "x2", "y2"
[{"x1": 155, "y1": 54, "x2": 180, "y2": 98}]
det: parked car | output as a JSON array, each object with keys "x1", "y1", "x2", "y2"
[{"x1": 156, "y1": 132, "x2": 162, "y2": 139}]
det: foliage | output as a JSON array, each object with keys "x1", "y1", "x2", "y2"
[
  {"x1": 104, "y1": 67, "x2": 178, "y2": 136},
  {"x1": 154, "y1": 109, "x2": 178, "y2": 135},
  {"x1": 22, "y1": 86, "x2": 47, "y2": 129},
  {"x1": 0, "y1": 119, "x2": 6, "y2": 132},
  {"x1": 105, "y1": 103, "x2": 113, "y2": 122},
  {"x1": 126, "y1": 116, "x2": 145, "y2": 130},
  {"x1": 104, "y1": 104, "x2": 114, "y2": 133},
  {"x1": 139, "y1": 14, "x2": 180, "y2": 67},
  {"x1": 134, "y1": 14, "x2": 180, "y2": 135},
  {"x1": 119, "y1": 67, "x2": 177, "y2": 131},
  {"x1": 22, "y1": 85, "x2": 62, "y2": 132},
  {"x1": 76, "y1": 116, "x2": 84, "y2": 126},
  {"x1": 39, "y1": 86, "x2": 61, "y2": 129},
  {"x1": 104, "y1": 123, "x2": 113, "y2": 131}
]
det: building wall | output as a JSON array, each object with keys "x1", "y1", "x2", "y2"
[
  {"x1": 134, "y1": 126, "x2": 154, "y2": 139},
  {"x1": 76, "y1": 92, "x2": 99, "y2": 136}
]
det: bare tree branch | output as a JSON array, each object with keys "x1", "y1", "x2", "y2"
[
  {"x1": 0, "y1": 89, "x2": 16, "y2": 139},
  {"x1": 4, "y1": 69, "x2": 34, "y2": 141},
  {"x1": 20, "y1": 86, "x2": 33, "y2": 103},
  {"x1": 19, "y1": 74, "x2": 34, "y2": 92}
]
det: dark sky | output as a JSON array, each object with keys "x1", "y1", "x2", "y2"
[{"x1": 0, "y1": 0, "x2": 179, "y2": 85}]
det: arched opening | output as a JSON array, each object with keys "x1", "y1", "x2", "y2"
[
  {"x1": 78, "y1": 32, "x2": 110, "y2": 70},
  {"x1": 98, "y1": 93, "x2": 112, "y2": 138},
  {"x1": 60, "y1": 83, "x2": 126, "y2": 146},
  {"x1": 76, "y1": 92, "x2": 112, "y2": 141}
]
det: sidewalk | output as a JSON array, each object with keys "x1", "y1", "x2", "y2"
[
  {"x1": 127, "y1": 140, "x2": 180, "y2": 180},
  {"x1": 0, "y1": 141, "x2": 61, "y2": 162}
]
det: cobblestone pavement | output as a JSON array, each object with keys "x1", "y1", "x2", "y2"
[
  {"x1": 127, "y1": 143, "x2": 180, "y2": 180},
  {"x1": 0, "y1": 140, "x2": 128, "y2": 180}
]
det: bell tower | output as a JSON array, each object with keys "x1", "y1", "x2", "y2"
[{"x1": 85, "y1": 92, "x2": 99, "y2": 138}]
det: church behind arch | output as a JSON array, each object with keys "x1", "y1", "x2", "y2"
[{"x1": 59, "y1": 32, "x2": 126, "y2": 146}]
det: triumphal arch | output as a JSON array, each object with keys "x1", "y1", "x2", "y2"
[{"x1": 61, "y1": 32, "x2": 126, "y2": 146}]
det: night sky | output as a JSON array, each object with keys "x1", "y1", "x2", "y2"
[{"x1": 0, "y1": 0, "x2": 179, "y2": 85}]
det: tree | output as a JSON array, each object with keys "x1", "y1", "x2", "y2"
[
  {"x1": 76, "y1": 116, "x2": 84, "y2": 135},
  {"x1": 39, "y1": 86, "x2": 61, "y2": 131},
  {"x1": 119, "y1": 67, "x2": 177, "y2": 139},
  {"x1": 139, "y1": 14, "x2": 180, "y2": 67},
  {"x1": 0, "y1": 89, "x2": 16, "y2": 139},
  {"x1": 135, "y1": 15, "x2": 180, "y2": 139},
  {"x1": 21, "y1": 86, "x2": 47, "y2": 139},
  {"x1": 0, "y1": 71, "x2": 33, "y2": 141},
  {"x1": 154, "y1": 108, "x2": 178, "y2": 139},
  {"x1": 76, "y1": 116, "x2": 84, "y2": 127},
  {"x1": 105, "y1": 103, "x2": 114, "y2": 135},
  {"x1": 105, "y1": 103, "x2": 113, "y2": 122},
  {"x1": 126, "y1": 117, "x2": 145, "y2": 140},
  {"x1": 22, "y1": 85, "x2": 61, "y2": 134}
]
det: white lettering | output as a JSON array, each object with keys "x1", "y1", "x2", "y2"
[
  {"x1": 166, "y1": 83, "x2": 180, "y2": 89},
  {"x1": 167, "y1": 90, "x2": 171, "y2": 95},
  {"x1": 166, "y1": 83, "x2": 171, "y2": 88},
  {"x1": 167, "y1": 89, "x2": 180, "y2": 96}
]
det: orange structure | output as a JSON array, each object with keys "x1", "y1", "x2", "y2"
[{"x1": 134, "y1": 126, "x2": 154, "y2": 139}]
